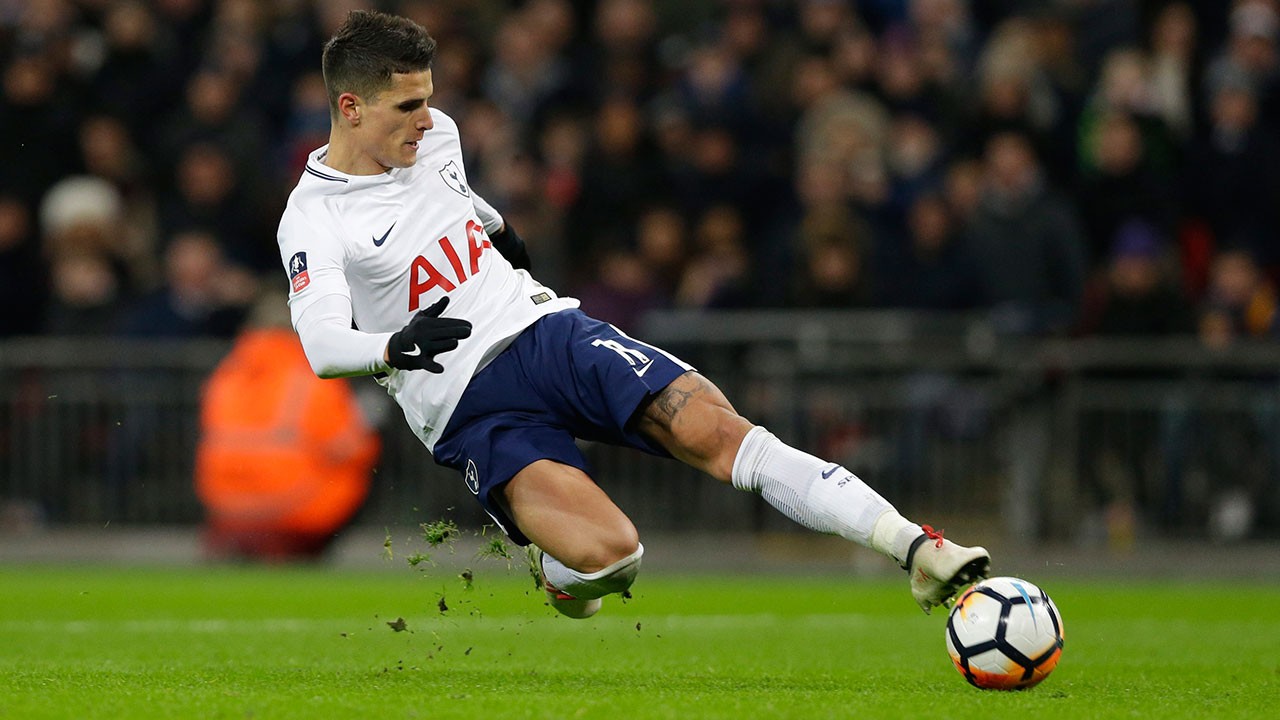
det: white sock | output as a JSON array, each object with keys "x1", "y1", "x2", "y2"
[
  {"x1": 541, "y1": 544, "x2": 643, "y2": 600},
  {"x1": 731, "y1": 426, "x2": 922, "y2": 563}
]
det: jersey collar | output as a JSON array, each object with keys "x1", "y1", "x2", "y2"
[{"x1": 305, "y1": 145, "x2": 409, "y2": 188}]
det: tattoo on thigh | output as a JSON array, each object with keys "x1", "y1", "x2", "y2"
[{"x1": 652, "y1": 377, "x2": 705, "y2": 425}]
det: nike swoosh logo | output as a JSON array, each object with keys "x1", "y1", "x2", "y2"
[
  {"x1": 403, "y1": 344, "x2": 422, "y2": 357},
  {"x1": 821, "y1": 465, "x2": 840, "y2": 479},
  {"x1": 633, "y1": 361, "x2": 654, "y2": 377},
  {"x1": 373, "y1": 222, "x2": 396, "y2": 247}
]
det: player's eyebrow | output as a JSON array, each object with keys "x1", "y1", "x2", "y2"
[{"x1": 396, "y1": 98, "x2": 426, "y2": 112}]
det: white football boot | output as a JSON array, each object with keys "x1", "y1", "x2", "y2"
[
  {"x1": 903, "y1": 525, "x2": 991, "y2": 614},
  {"x1": 525, "y1": 544, "x2": 602, "y2": 619}
]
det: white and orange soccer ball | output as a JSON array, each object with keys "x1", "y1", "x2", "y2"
[{"x1": 944, "y1": 576, "x2": 1064, "y2": 690}]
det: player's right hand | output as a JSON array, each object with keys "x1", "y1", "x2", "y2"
[{"x1": 385, "y1": 296, "x2": 472, "y2": 373}]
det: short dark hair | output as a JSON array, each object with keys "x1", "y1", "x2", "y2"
[{"x1": 322, "y1": 10, "x2": 437, "y2": 116}]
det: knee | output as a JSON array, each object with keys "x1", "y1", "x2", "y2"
[
  {"x1": 543, "y1": 539, "x2": 645, "y2": 600},
  {"x1": 567, "y1": 520, "x2": 639, "y2": 574}
]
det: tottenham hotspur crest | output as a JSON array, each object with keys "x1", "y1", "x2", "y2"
[
  {"x1": 464, "y1": 459, "x2": 480, "y2": 495},
  {"x1": 439, "y1": 160, "x2": 469, "y2": 197}
]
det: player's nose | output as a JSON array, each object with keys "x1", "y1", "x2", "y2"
[{"x1": 417, "y1": 110, "x2": 433, "y2": 131}]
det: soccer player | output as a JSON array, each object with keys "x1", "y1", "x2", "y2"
[{"x1": 278, "y1": 10, "x2": 990, "y2": 618}]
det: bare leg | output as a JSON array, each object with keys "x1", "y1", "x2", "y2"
[
  {"x1": 633, "y1": 371, "x2": 754, "y2": 483},
  {"x1": 502, "y1": 459, "x2": 638, "y2": 573}
]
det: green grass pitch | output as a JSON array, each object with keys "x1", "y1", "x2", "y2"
[{"x1": 1, "y1": 565, "x2": 1277, "y2": 719}]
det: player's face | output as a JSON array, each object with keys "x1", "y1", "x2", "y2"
[{"x1": 361, "y1": 70, "x2": 435, "y2": 170}]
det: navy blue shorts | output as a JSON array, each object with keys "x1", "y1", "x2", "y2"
[{"x1": 432, "y1": 309, "x2": 693, "y2": 545}]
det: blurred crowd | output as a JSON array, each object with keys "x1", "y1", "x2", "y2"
[{"x1": 1, "y1": 0, "x2": 1279, "y2": 342}]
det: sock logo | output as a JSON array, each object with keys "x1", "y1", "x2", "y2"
[{"x1": 821, "y1": 464, "x2": 841, "y2": 479}]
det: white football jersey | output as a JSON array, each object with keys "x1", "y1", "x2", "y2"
[{"x1": 277, "y1": 108, "x2": 578, "y2": 451}]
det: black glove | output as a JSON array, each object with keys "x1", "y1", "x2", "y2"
[
  {"x1": 386, "y1": 296, "x2": 472, "y2": 372},
  {"x1": 490, "y1": 223, "x2": 532, "y2": 271}
]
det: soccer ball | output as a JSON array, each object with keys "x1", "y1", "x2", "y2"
[{"x1": 944, "y1": 576, "x2": 1064, "y2": 690}]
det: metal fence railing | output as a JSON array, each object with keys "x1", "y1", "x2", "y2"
[{"x1": 3, "y1": 311, "x2": 1279, "y2": 541}]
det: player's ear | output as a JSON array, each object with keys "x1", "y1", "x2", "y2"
[{"x1": 337, "y1": 92, "x2": 362, "y2": 126}]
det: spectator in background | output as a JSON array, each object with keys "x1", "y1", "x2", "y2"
[
  {"x1": 966, "y1": 128, "x2": 1088, "y2": 538},
  {"x1": 1076, "y1": 111, "x2": 1175, "y2": 262},
  {"x1": 634, "y1": 206, "x2": 687, "y2": 301},
  {"x1": 885, "y1": 113, "x2": 947, "y2": 215},
  {"x1": 574, "y1": 248, "x2": 664, "y2": 331},
  {"x1": 721, "y1": 0, "x2": 810, "y2": 131},
  {"x1": 941, "y1": 156, "x2": 984, "y2": 226},
  {"x1": 150, "y1": 0, "x2": 213, "y2": 80},
  {"x1": 1030, "y1": 8, "x2": 1088, "y2": 125},
  {"x1": 0, "y1": 52, "x2": 79, "y2": 203},
  {"x1": 157, "y1": 143, "x2": 271, "y2": 271},
  {"x1": 90, "y1": 1, "x2": 181, "y2": 141},
  {"x1": 455, "y1": 99, "x2": 524, "y2": 205},
  {"x1": 159, "y1": 69, "x2": 266, "y2": 183},
  {"x1": 794, "y1": 62, "x2": 891, "y2": 216},
  {"x1": 196, "y1": 292, "x2": 380, "y2": 561},
  {"x1": 1079, "y1": 220, "x2": 1194, "y2": 550},
  {"x1": 77, "y1": 115, "x2": 159, "y2": 286},
  {"x1": 568, "y1": 96, "x2": 658, "y2": 266},
  {"x1": 117, "y1": 230, "x2": 253, "y2": 339},
  {"x1": 1084, "y1": 219, "x2": 1195, "y2": 337},
  {"x1": 676, "y1": 205, "x2": 750, "y2": 309},
  {"x1": 874, "y1": 26, "x2": 938, "y2": 117},
  {"x1": 39, "y1": 175, "x2": 140, "y2": 295},
  {"x1": 280, "y1": 72, "x2": 333, "y2": 178},
  {"x1": 1070, "y1": 0, "x2": 1143, "y2": 74},
  {"x1": 1078, "y1": 47, "x2": 1178, "y2": 174},
  {"x1": 483, "y1": 10, "x2": 570, "y2": 122},
  {"x1": 414, "y1": 20, "x2": 478, "y2": 118},
  {"x1": 1198, "y1": 249, "x2": 1278, "y2": 347},
  {"x1": 964, "y1": 18, "x2": 1066, "y2": 177},
  {"x1": 1205, "y1": 0, "x2": 1280, "y2": 127},
  {"x1": 1161, "y1": 248, "x2": 1280, "y2": 537},
  {"x1": 675, "y1": 123, "x2": 767, "y2": 219},
  {"x1": 669, "y1": 43, "x2": 771, "y2": 215},
  {"x1": 1185, "y1": 80, "x2": 1280, "y2": 268},
  {"x1": 797, "y1": 0, "x2": 858, "y2": 53},
  {"x1": 791, "y1": 159, "x2": 875, "y2": 309},
  {"x1": 43, "y1": 253, "x2": 122, "y2": 336},
  {"x1": 205, "y1": 0, "x2": 274, "y2": 123},
  {"x1": 908, "y1": 0, "x2": 979, "y2": 69},
  {"x1": 794, "y1": 233, "x2": 868, "y2": 309},
  {"x1": 0, "y1": 197, "x2": 45, "y2": 337},
  {"x1": 875, "y1": 191, "x2": 980, "y2": 310},
  {"x1": 582, "y1": 0, "x2": 660, "y2": 101},
  {"x1": 538, "y1": 113, "x2": 588, "y2": 217},
  {"x1": 1148, "y1": 2, "x2": 1199, "y2": 141},
  {"x1": 967, "y1": 131, "x2": 1088, "y2": 334}
]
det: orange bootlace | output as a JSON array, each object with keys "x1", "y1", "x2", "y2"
[{"x1": 921, "y1": 524, "x2": 945, "y2": 548}]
